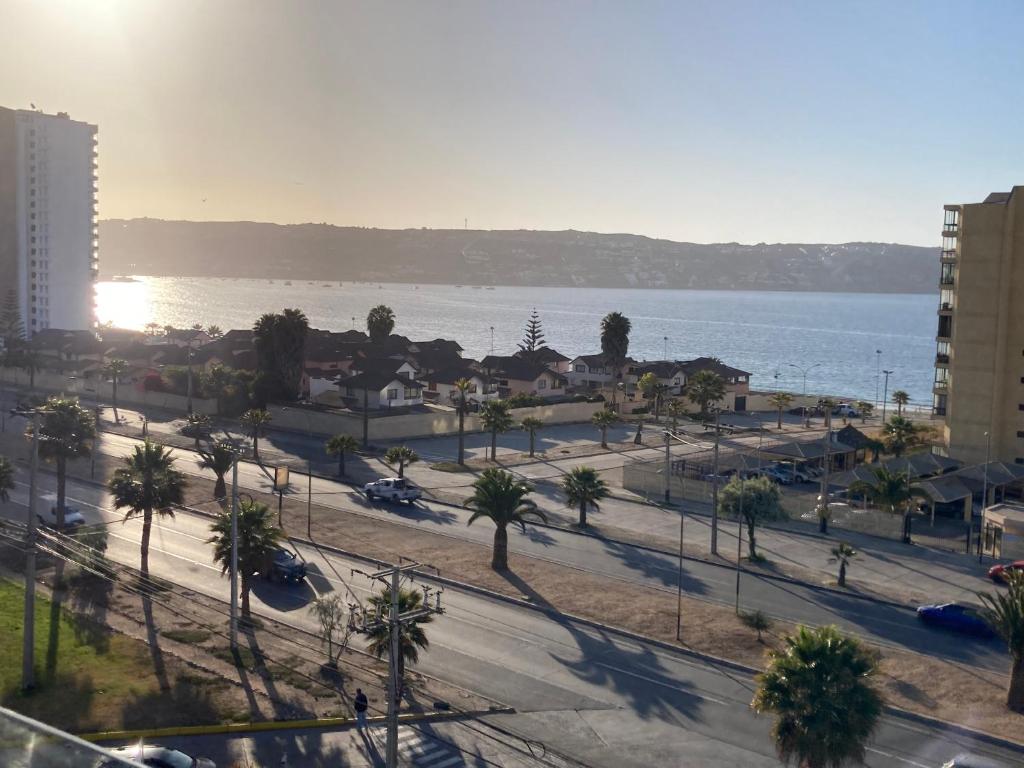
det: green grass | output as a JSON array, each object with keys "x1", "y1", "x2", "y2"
[
  {"x1": 162, "y1": 628, "x2": 212, "y2": 645},
  {"x1": 0, "y1": 579, "x2": 235, "y2": 732}
]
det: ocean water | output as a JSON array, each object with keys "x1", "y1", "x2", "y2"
[{"x1": 96, "y1": 277, "x2": 938, "y2": 408}]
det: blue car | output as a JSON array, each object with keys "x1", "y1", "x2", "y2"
[{"x1": 916, "y1": 603, "x2": 995, "y2": 638}]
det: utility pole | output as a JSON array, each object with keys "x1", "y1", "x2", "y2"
[
  {"x1": 881, "y1": 370, "x2": 894, "y2": 423},
  {"x1": 22, "y1": 412, "x2": 40, "y2": 691},
  {"x1": 819, "y1": 409, "x2": 832, "y2": 534},
  {"x1": 874, "y1": 350, "x2": 882, "y2": 411},
  {"x1": 186, "y1": 341, "x2": 194, "y2": 415},
  {"x1": 711, "y1": 409, "x2": 721, "y2": 556},
  {"x1": 350, "y1": 563, "x2": 444, "y2": 768},
  {"x1": 676, "y1": 467, "x2": 685, "y2": 641},
  {"x1": 663, "y1": 431, "x2": 671, "y2": 505},
  {"x1": 362, "y1": 386, "x2": 369, "y2": 449},
  {"x1": 307, "y1": 460, "x2": 313, "y2": 539},
  {"x1": 230, "y1": 456, "x2": 239, "y2": 650},
  {"x1": 735, "y1": 473, "x2": 745, "y2": 614}
]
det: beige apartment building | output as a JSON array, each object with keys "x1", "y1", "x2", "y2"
[{"x1": 934, "y1": 186, "x2": 1024, "y2": 465}]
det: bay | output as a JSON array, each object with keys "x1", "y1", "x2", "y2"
[{"x1": 95, "y1": 277, "x2": 937, "y2": 408}]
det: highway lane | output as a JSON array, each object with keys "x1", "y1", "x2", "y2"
[
  {"x1": 1, "y1": 474, "x2": 1021, "y2": 768},
  {"x1": 91, "y1": 431, "x2": 1011, "y2": 675}
]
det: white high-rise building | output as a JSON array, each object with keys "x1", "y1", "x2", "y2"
[{"x1": 0, "y1": 106, "x2": 97, "y2": 338}]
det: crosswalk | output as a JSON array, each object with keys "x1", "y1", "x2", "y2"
[{"x1": 368, "y1": 725, "x2": 465, "y2": 767}]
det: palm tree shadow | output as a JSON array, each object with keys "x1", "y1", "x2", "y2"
[
  {"x1": 495, "y1": 568, "x2": 554, "y2": 609},
  {"x1": 600, "y1": 538, "x2": 708, "y2": 595},
  {"x1": 141, "y1": 594, "x2": 171, "y2": 692}
]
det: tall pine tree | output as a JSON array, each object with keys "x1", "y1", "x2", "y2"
[{"x1": 518, "y1": 309, "x2": 546, "y2": 358}]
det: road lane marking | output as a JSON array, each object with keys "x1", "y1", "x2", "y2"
[{"x1": 864, "y1": 746, "x2": 930, "y2": 767}]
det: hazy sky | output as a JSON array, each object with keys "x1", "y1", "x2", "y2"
[{"x1": 2, "y1": 0, "x2": 1023, "y2": 245}]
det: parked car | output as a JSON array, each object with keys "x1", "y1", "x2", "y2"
[
  {"x1": 916, "y1": 603, "x2": 995, "y2": 638},
  {"x1": 987, "y1": 561, "x2": 1024, "y2": 583},
  {"x1": 833, "y1": 403, "x2": 859, "y2": 418},
  {"x1": 38, "y1": 494, "x2": 85, "y2": 529},
  {"x1": 364, "y1": 477, "x2": 423, "y2": 503},
  {"x1": 800, "y1": 502, "x2": 852, "y2": 522},
  {"x1": 100, "y1": 744, "x2": 216, "y2": 768},
  {"x1": 776, "y1": 465, "x2": 812, "y2": 483},
  {"x1": 261, "y1": 547, "x2": 307, "y2": 584},
  {"x1": 758, "y1": 466, "x2": 793, "y2": 485}
]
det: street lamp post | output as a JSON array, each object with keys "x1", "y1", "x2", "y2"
[
  {"x1": 881, "y1": 370, "x2": 894, "y2": 423},
  {"x1": 489, "y1": 326, "x2": 494, "y2": 355},
  {"x1": 787, "y1": 362, "x2": 821, "y2": 425},
  {"x1": 979, "y1": 430, "x2": 992, "y2": 563},
  {"x1": 874, "y1": 349, "x2": 882, "y2": 411}
]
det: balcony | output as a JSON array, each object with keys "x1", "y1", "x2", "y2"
[
  {"x1": 939, "y1": 275, "x2": 955, "y2": 286},
  {"x1": 935, "y1": 353, "x2": 950, "y2": 365},
  {"x1": 933, "y1": 406, "x2": 947, "y2": 417},
  {"x1": 938, "y1": 302, "x2": 954, "y2": 312},
  {"x1": 933, "y1": 380, "x2": 948, "y2": 392},
  {"x1": 941, "y1": 249, "x2": 957, "y2": 261}
]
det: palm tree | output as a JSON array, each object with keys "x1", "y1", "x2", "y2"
[
  {"x1": 479, "y1": 400, "x2": 513, "y2": 461},
  {"x1": 830, "y1": 542, "x2": 857, "y2": 588},
  {"x1": 978, "y1": 571, "x2": 1024, "y2": 711},
  {"x1": 241, "y1": 408, "x2": 272, "y2": 462},
  {"x1": 520, "y1": 417, "x2": 544, "y2": 457},
  {"x1": 882, "y1": 415, "x2": 920, "y2": 457},
  {"x1": 208, "y1": 498, "x2": 282, "y2": 618},
  {"x1": 366, "y1": 586, "x2": 432, "y2": 696},
  {"x1": 103, "y1": 359, "x2": 130, "y2": 423},
  {"x1": 206, "y1": 324, "x2": 223, "y2": 339},
  {"x1": 252, "y1": 309, "x2": 309, "y2": 402},
  {"x1": 854, "y1": 400, "x2": 874, "y2": 424},
  {"x1": 600, "y1": 312, "x2": 631, "y2": 406},
  {"x1": 30, "y1": 397, "x2": 95, "y2": 529},
  {"x1": 666, "y1": 399, "x2": 686, "y2": 434},
  {"x1": 686, "y1": 370, "x2": 726, "y2": 421},
  {"x1": 768, "y1": 392, "x2": 793, "y2": 430},
  {"x1": 849, "y1": 467, "x2": 928, "y2": 544},
  {"x1": 592, "y1": 409, "x2": 617, "y2": 449},
  {"x1": 454, "y1": 378, "x2": 472, "y2": 465},
  {"x1": 366, "y1": 304, "x2": 396, "y2": 343},
  {"x1": 182, "y1": 412, "x2": 211, "y2": 450},
  {"x1": 562, "y1": 466, "x2": 608, "y2": 528},
  {"x1": 892, "y1": 389, "x2": 910, "y2": 416},
  {"x1": 384, "y1": 445, "x2": 419, "y2": 478},
  {"x1": 465, "y1": 468, "x2": 547, "y2": 570},
  {"x1": 637, "y1": 372, "x2": 659, "y2": 417},
  {"x1": 325, "y1": 433, "x2": 359, "y2": 477},
  {"x1": 197, "y1": 440, "x2": 235, "y2": 503},
  {"x1": 0, "y1": 456, "x2": 14, "y2": 503},
  {"x1": 109, "y1": 441, "x2": 186, "y2": 579},
  {"x1": 753, "y1": 624, "x2": 883, "y2": 768}
]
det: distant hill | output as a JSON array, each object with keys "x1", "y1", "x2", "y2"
[{"x1": 98, "y1": 218, "x2": 939, "y2": 293}]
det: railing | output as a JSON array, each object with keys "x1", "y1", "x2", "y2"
[
  {"x1": 939, "y1": 276, "x2": 954, "y2": 286},
  {"x1": 939, "y1": 302, "x2": 954, "y2": 311},
  {"x1": 933, "y1": 407, "x2": 947, "y2": 416},
  {"x1": 933, "y1": 380, "x2": 948, "y2": 391},
  {"x1": 935, "y1": 354, "x2": 950, "y2": 364}
]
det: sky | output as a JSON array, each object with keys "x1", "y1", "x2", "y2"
[{"x1": 2, "y1": 0, "x2": 1023, "y2": 246}]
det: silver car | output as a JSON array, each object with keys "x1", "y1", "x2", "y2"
[{"x1": 101, "y1": 744, "x2": 216, "y2": 768}]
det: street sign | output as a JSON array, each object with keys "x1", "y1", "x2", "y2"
[{"x1": 274, "y1": 466, "x2": 290, "y2": 492}]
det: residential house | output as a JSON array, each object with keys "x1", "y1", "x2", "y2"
[
  {"x1": 479, "y1": 355, "x2": 567, "y2": 399},
  {"x1": 676, "y1": 358, "x2": 752, "y2": 411},
  {"x1": 423, "y1": 366, "x2": 498, "y2": 407},
  {"x1": 515, "y1": 346, "x2": 571, "y2": 375},
  {"x1": 625, "y1": 361, "x2": 688, "y2": 396},
  {"x1": 567, "y1": 354, "x2": 630, "y2": 390},
  {"x1": 339, "y1": 370, "x2": 426, "y2": 410}
]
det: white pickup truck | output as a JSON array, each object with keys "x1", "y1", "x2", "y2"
[
  {"x1": 38, "y1": 494, "x2": 86, "y2": 529},
  {"x1": 363, "y1": 477, "x2": 423, "y2": 504}
]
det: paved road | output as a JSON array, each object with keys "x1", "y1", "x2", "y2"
[
  {"x1": 84, "y1": 431, "x2": 1012, "y2": 675},
  {"x1": 2, "y1": 473, "x2": 1021, "y2": 768}
]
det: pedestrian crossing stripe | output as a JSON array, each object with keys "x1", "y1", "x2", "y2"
[{"x1": 392, "y1": 725, "x2": 462, "y2": 767}]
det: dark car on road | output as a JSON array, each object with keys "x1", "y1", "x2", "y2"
[
  {"x1": 916, "y1": 602, "x2": 995, "y2": 638},
  {"x1": 262, "y1": 547, "x2": 307, "y2": 584},
  {"x1": 987, "y1": 560, "x2": 1024, "y2": 583}
]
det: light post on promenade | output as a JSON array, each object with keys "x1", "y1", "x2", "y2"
[
  {"x1": 874, "y1": 349, "x2": 882, "y2": 411},
  {"x1": 881, "y1": 370, "x2": 894, "y2": 423},
  {"x1": 787, "y1": 362, "x2": 821, "y2": 425}
]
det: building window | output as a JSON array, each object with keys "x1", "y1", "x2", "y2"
[
  {"x1": 943, "y1": 209, "x2": 960, "y2": 230},
  {"x1": 538, "y1": 378, "x2": 547, "y2": 390},
  {"x1": 937, "y1": 315, "x2": 953, "y2": 339},
  {"x1": 387, "y1": 388, "x2": 398, "y2": 401},
  {"x1": 1017, "y1": 431, "x2": 1024, "y2": 439},
  {"x1": 403, "y1": 387, "x2": 419, "y2": 399},
  {"x1": 575, "y1": 364, "x2": 586, "y2": 373}
]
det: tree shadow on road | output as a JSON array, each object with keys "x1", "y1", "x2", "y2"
[{"x1": 600, "y1": 538, "x2": 708, "y2": 595}]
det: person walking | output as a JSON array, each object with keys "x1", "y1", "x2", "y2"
[{"x1": 354, "y1": 688, "x2": 369, "y2": 729}]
